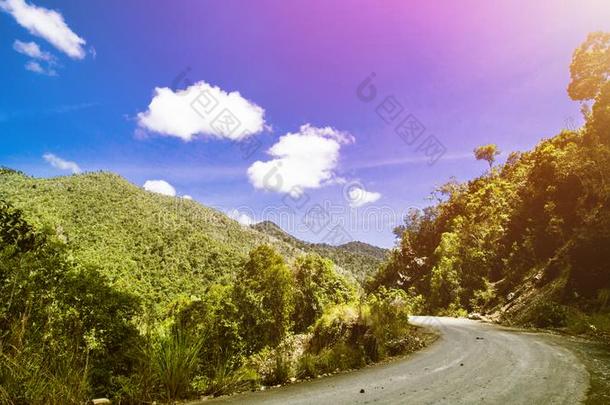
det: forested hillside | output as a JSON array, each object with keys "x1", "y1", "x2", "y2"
[
  {"x1": 0, "y1": 170, "x2": 294, "y2": 308},
  {"x1": 0, "y1": 169, "x2": 420, "y2": 404},
  {"x1": 369, "y1": 32, "x2": 610, "y2": 335},
  {"x1": 0, "y1": 171, "x2": 384, "y2": 309},
  {"x1": 253, "y1": 221, "x2": 388, "y2": 281}
]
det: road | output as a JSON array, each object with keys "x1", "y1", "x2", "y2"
[{"x1": 205, "y1": 316, "x2": 589, "y2": 404}]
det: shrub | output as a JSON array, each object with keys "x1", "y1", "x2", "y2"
[
  {"x1": 529, "y1": 301, "x2": 568, "y2": 328},
  {"x1": 292, "y1": 254, "x2": 356, "y2": 333},
  {"x1": 194, "y1": 361, "x2": 258, "y2": 397},
  {"x1": 176, "y1": 285, "x2": 244, "y2": 378}
]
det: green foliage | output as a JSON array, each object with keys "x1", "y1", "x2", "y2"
[
  {"x1": 176, "y1": 285, "x2": 243, "y2": 376},
  {"x1": 0, "y1": 172, "x2": 382, "y2": 317},
  {"x1": 0, "y1": 197, "x2": 390, "y2": 403},
  {"x1": 474, "y1": 144, "x2": 500, "y2": 168},
  {"x1": 233, "y1": 245, "x2": 295, "y2": 353},
  {"x1": 0, "y1": 200, "x2": 140, "y2": 403},
  {"x1": 429, "y1": 232, "x2": 462, "y2": 310},
  {"x1": 372, "y1": 32, "x2": 610, "y2": 319},
  {"x1": 253, "y1": 221, "x2": 388, "y2": 282},
  {"x1": 192, "y1": 362, "x2": 258, "y2": 397},
  {"x1": 470, "y1": 278, "x2": 497, "y2": 311},
  {"x1": 153, "y1": 325, "x2": 203, "y2": 401},
  {"x1": 527, "y1": 301, "x2": 568, "y2": 328},
  {"x1": 292, "y1": 254, "x2": 357, "y2": 332},
  {"x1": 568, "y1": 32, "x2": 610, "y2": 101},
  {"x1": 306, "y1": 289, "x2": 423, "y2": 372},
  {"x1": 0, "y1": 173, "x2": 304, "y2": 312},
  {"x1": 246, "y1": 338, "x2": 298, "y2": 386}
]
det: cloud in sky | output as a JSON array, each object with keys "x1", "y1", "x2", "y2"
[
  {"x1": 182, "y1": 195, "x2": 193, "y2": 200},
  {"x1": 43, "y1": 153, "x2": 81, "y2": 174},
  {"x1": 25, "y1": 60, "x2": 56, "y2": 76},
  {"x1": 247, "y1": 124, "x2": 353, "y2": 196},
  {"x1": 136, "y1": 81, "x2": 266, "y2": 141},
  {"x1": 0, "y1": 0, "x2": 86, "y2": 59},
  {"x1": 345, "y1": 184, "x2": 381, "y2": 207},
  {"x1": 227, "y1": 208, "x2": 254, "y2": 226},
  {"x1": 143, "y1": 179, "x2": 176, "y2": 196},
  {"x1": 13, "y1": 39, "x2": 54, "y2": 61}
]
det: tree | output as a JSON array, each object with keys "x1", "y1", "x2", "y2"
[
  {"x1": 429, "y1": 232, "x2": 462, "y2": 312},
  {"x1": 0, "y1": 200, "x2": 140, "y2": 401},
  {"x1": 474, "y1": 144, "x2": 500, "y2": 168},
  {"x1": 568, "y1": 32, "x2": 610, "y2": 144},
  {"x1": 292, "y1": 254, "x2": 355, "y2": 332},
  {"x1": 567, "y1": 32, "x2": 610, "y2": 101},
  {"x1": 233, "y1": 245, "x2": 295, "y2": 353}
]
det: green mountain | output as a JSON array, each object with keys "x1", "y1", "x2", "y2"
[
  {"x1": 0, "y1": 170, "x2": 383, "y2": 309},
  {"x1": 252, "y1": 221, "x2": 388, "y2": 282}
]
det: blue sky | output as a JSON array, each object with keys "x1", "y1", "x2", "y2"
[{"x1": 1, "y1": 0, "x2": 609, "y2": 247}]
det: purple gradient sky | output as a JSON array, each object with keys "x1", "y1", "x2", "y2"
[{"x1": 1, "y1": 0, "x2": 609, "y2": 247}]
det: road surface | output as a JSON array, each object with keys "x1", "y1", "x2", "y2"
[{"x1": 205, "y1": 316, "x2": 589, "y2": 404}]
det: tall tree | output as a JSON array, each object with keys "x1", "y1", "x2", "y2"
[
  {"x1": 567, "y1": 31, "x2": 610, "y2": 102},
  {"x1": 233, "y1": 245, "x2": 295, "y2": 353},
  {"x1": 474, "y1": 144, "x2": 500, "y2": 168}
]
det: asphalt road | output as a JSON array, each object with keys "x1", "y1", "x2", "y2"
[{"x1": 205, "y1": 316, "x2": 589, "y2": 404}]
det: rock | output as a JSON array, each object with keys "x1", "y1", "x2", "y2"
[
  {"x1": 460, "y1": 363, "x2": 464, "y2": 366},
  {"x1": 468, "y1": 313, "x2": 483, "y2": 320},
  {"x1": 289, "y1": 377, "x2": 297, "y2": 383},
  {"x1": 507, "y1": 292, "x2": 515, "y2": 301},
  {"x1": 360, "y1": 388, "x2": 365, "y2": 393},
  {"x1": 90, "y1": 400, "x2": 111, "y2": 405}
]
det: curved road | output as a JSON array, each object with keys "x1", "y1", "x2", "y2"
[{"x1": 206, "y1": 316, "x2": 589, "y2": 404}]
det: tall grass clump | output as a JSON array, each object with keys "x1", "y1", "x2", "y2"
[{"x1": 154, "y1": 325, "x2": 203, "y2": 401}]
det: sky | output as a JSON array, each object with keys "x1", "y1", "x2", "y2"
[{"x1": 1, "y1": 0, "x2": 609, "y2": 247}]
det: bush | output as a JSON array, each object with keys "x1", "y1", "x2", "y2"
[
  {"x1": 303, "y1": 288, "x2": 422, "y2": 376},
  {"x1": 529, "y1": 301, "x2": 568, "y2": 328},
  {"x1": 292, "y1": 254, "x2": 357, "y2": 333},
  {"x1": 176, "y1": 285, "x2": 244, "y2": 378},
  {"x1": 192, "y1": 361, "x2": 258, "y2": 397}
]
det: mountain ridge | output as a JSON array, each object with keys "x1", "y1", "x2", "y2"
[
  {"x1": 0, "y1": 170, "x2": 385, "y2": 308},
  {"x1": 251, "y1": 220, "x2": 388, "y2": 281}
]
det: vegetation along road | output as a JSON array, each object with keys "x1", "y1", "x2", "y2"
[{"x1": 206, "y1": 316, "x2": 588, "y2": 404}]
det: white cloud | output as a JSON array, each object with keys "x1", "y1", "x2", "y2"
[
  {"x1": 13, "y1": 39, "x2": 54, "y2": 61},
  {"x1": 182, "y1": 195, "x2": 193, "y2": 200},
  {"x1": 136, "y1": 81, "x2": 266, "y2": 141},
  {"x1": 247, "y1": 124, "x2": 353, "y2": 196},
  {"x1": 227, "y1": 209, "x2": 254, "y2": 226},
  {"x1": 0, "y1": 0, "x2": 86, "y2": 59},
  {"x1": 143, "y1": 180, "x2": 176, "y2": 197},
  {"x1": 346, "y1": 185, "x2": 381, "y2": 207},
  {"x1": 43, "y1": 153, "x2": 81, "y2": 174},
  {"x1": 25, "y1": 60, "x2": 56, "y2": 76}
]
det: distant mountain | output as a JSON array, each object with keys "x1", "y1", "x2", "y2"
[
  {"x1": 0, "y1": 171, "x2": 385, "y2": 310},
  {"x1": 252, "y1": 221, "x2": 388, "y2": 282}
]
